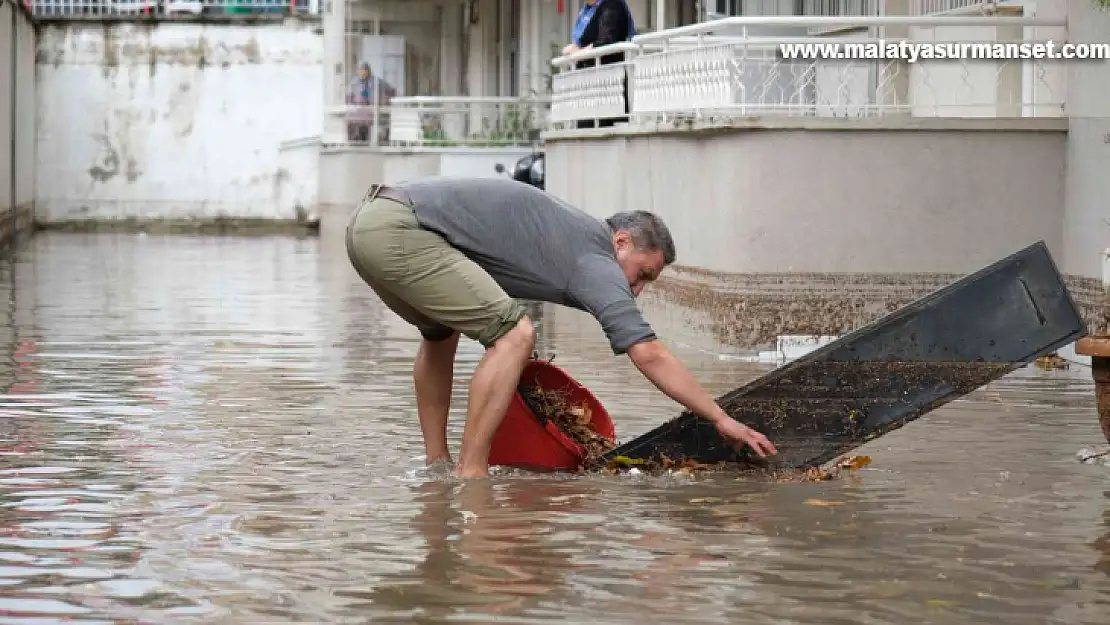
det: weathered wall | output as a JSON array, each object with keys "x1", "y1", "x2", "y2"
[
  {"x1": 0, "y1": 0, "x2": 36, "y2": 250},
  {"x1": 545, "y1": 119, "x2": 1074, "y2": 353},
  {"x1": 548, "y1": 121, "x2": 1067, "y2": 275},
  {"x1": 317, "y1": 146, "x2": 533, "y2": 209},
  {"x1": 277, "y1": 136, "x2": 321, "y2": 224},
  {"x1": 35, "y1": 17, "x2": 323, "y2": 229}
]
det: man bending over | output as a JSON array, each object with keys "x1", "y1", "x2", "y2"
[{"x1": 346, "y1": 178, "x2": 778, "y2": 478}]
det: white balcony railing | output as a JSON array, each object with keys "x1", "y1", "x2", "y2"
[
  {"x1": 910, "y1": 0, "x2": 993, "y2": 16},
  {"x1": 387, "y1": 96, "x2": 550, "y2": 148},
  {"x1": 551, "y1": 44, "x2": 637, "y2": 126},
  {"x1": 328, "y1": 96, "x2": 550, "y2": 148},
  {"x1": 549, "y1": 15, "x2": 1077, "y2": 130}
]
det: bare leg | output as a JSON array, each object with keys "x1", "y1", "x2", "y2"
[
  {"x1": 414, "y1": 332, "x2": 461, "y2": 465},
  {"x1": 456, "y1": 318, "x2": 536, "y2": 478}
]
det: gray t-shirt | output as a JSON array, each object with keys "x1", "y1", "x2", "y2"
[{"x1": 396, "y1": 177, "x2": 657, "y2": 355}]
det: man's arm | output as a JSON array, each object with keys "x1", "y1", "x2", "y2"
[
  {"x1": 626, "y1": 339, "x2": 777, "y2": 458},
  {"x1": 567, "y1": 255, "x2": 777, "y2": 458}
]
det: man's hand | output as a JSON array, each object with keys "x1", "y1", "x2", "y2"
[
  {"x1": 627, "y1": 340, "x2": 779, "y2": 459},
  {"x1": 711, "y1": 416, "x2": 777, "y2": 458}
]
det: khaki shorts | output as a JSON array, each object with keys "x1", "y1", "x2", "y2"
[{"x1": 345, "y1": 186, "x2": 527, "y2": 347}]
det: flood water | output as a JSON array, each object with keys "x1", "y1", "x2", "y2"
[{"x1": 0, "y1": 232, "x2": 1107, "y2": 624}]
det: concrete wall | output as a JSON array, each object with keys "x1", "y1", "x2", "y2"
[
  {"x1": 318, "y1": 146, "x2": 532, "y2": 208},
  {"x1": 0, "y1": 0, "x2": 36, "y2": 249},
  {"x1": 277, "y1": 136, "x2": 321, "y2": 223},
  {"x1": 544, "y1": 119, "x2": 1076, "y2": 352},
  {"x1": 547, "y1": 120, "x2": 1067, "y2": 274},
  {"x1": 35, "y1": 17, "x2": 323, "y2": 228}
]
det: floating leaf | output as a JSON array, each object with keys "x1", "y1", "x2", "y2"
[
  {"x1": 609, "y1": 455, "x2": 645, "y2": 468},
  {"x1": 837, "y1": 455, "x2": 872, "y2": 470},
  {"x1": 804, "y1": 498, "x2": 845, "y2": 507}
]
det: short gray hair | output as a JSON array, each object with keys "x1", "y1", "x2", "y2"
[{"x1": 605, "y1": 211, "x2": 676, "y2": 265}]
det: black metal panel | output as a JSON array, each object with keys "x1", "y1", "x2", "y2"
[{"x1": 605, "y1": 241, "x2": 1088, "y2": 470}]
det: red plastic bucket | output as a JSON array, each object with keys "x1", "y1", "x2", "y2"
[{"x1": 487, "y1": 359, "x2": 616, "y2": 472}]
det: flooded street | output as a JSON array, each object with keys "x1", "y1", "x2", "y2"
[{"x1": 0, "y1": 232, "x2": 1107, "y2": 624}]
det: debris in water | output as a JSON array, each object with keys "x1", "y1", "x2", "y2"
[
  {"x1": 1077, "y1": 447, "x2": 1110, "y2": 464},
  {"x1": 1035, "y1": 353, "x2": 1069, "y2": 371},
  {"x1": 520, "y1": 385, "x2": 617, "y2": 460},
  {"x1": 582, "y1": 450, "x2": 875, "y2": 482},
  {"x1": 804, "y1": 498, "x2": 845, "y2": 507},
  {"x1": 770, "y1": 455, "x2": 873, "y2": 483},
  {"x1": 837, "y1": 455, "x2": 872, "y2": 470},
  {"x1": 521, "y1": 383, "x2": 880, "y2": 481}
]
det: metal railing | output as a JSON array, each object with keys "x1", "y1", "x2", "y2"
[
  {"x1": 550, "y1": 44, "x2": 637, "y2": 126},
  {"x1": 29, "y1": 0, "x2": 317, "y2": 18},
  {"x1": 330, "y1": 96, "x2": 551, "y2": 148},
  {"x1": 549, "y1": 14, "x2": 1071, "y2": 129},
  {"x1": 706, "y1": 0, "x2": 996, "y2": 18},
  {"x1": 910, "y1": 0, "x2": 993, "y2": 16}
]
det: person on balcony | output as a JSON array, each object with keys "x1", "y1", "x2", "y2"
[
  {"x1": 346, "y1": 62, "x2": 398, "y2": 144},
  {"x1": 562, "y1": 0, "x2": 636, "y2": 128},
  {"x1": 345, "y1": 177, "x2": 778, "y2": 478}
]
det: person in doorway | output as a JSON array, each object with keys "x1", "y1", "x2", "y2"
[
  {"x1": 346, "y1": 62, "x2": 398, "y2": 143},
  {"x1": 561, "y1": 0, "x2": 636, "y2": 128},
  {"x1": 345, "y1": 177, "x2": 778, "y2": 478}
]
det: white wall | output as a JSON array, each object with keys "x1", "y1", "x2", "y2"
[
  {"x1": 440, "y1": 149, "x2": 532, "y2": 178},
  {"x1": 35, "y1": 18, "x2": 323, "y2": 225},
  {"x1": 379, "y1": 147, "x2": 533, "y2": 183},
  {"x1": 277, "y1": 137, "x2": 322, "y2": 222}
]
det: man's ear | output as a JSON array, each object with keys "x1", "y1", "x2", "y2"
[{"x1": 613, "y1": 230, "x2": 632, "y2": 249}]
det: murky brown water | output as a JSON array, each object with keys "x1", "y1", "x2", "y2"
[{"x1": 0, "y1": 232, "x2": 1108, "y2": 624}]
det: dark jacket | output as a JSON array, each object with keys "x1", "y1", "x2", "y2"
[{"x1": 576, "y1": 0, "x2": 634, "y2": 69}]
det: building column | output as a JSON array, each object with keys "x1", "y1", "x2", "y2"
[
  {"x1": 322, "y1": 0, "x2": 348, "y2": 144},
  {"x1": 1062, "y1": 2, "x2": 1110, "y2": 280},
  {"x1": 1062, "y1": 2, "x2": 1110, "y2": 444}
]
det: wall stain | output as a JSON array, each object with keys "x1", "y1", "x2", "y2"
[
  {"x1": 273, "y1": 168, "x2": 288, "y2": 204},
  {"x1": 167, "y1": 77, "x2": 202, "y2": 139},
  {"x1": 101, "y1": 25, "x2": 119, "y2": 79},
  {"x1": 242, "y1": 37, "x2": 262, "y2": 64},
  {"x1": 88, "y1": 134, "x2": 121, "y2": 182},
  {"x1": 125, "y1": 157, "x2": 141, "y2": 183},
  {"x1": 88, "y1": 109, "x2": 144, "y2": 185}
]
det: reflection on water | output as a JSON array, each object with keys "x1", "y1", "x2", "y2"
[{"x1": 0, "y1": 232, "x2": 1107, "y2": 624}]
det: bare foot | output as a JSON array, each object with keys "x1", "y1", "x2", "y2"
[{"x1": 455, "y1": 464, "x2": 490, "y2": 479}]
